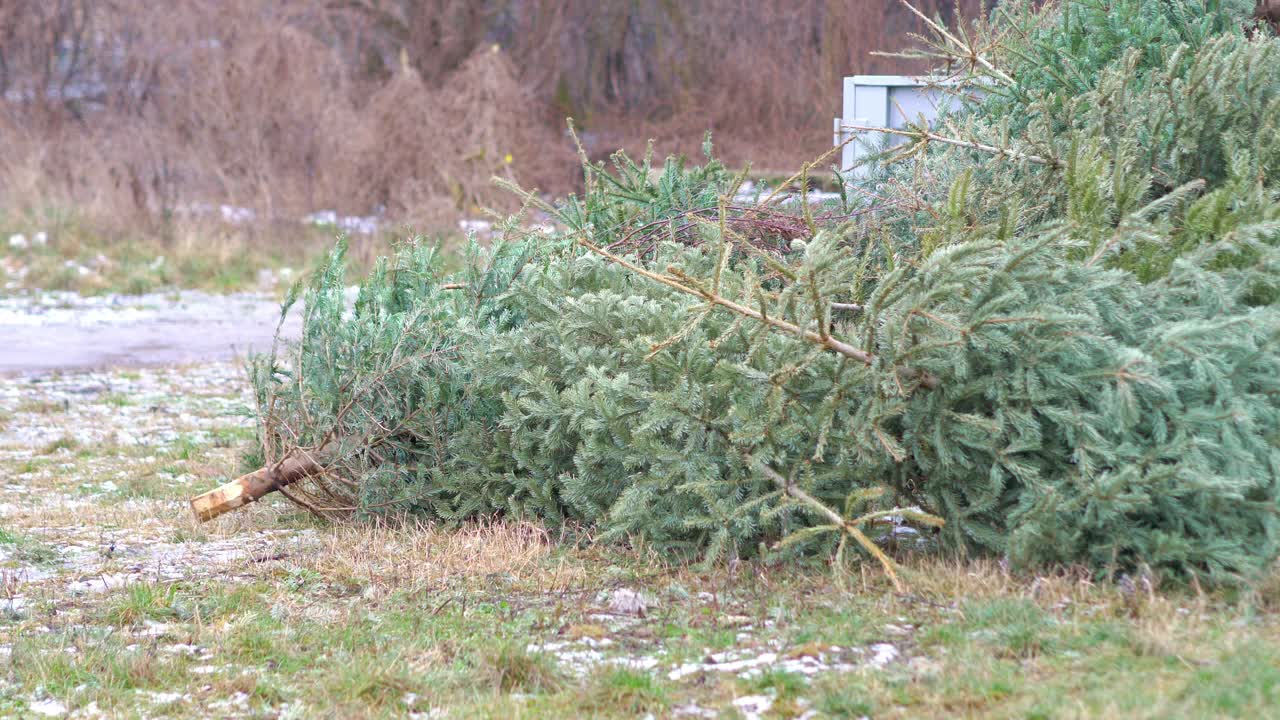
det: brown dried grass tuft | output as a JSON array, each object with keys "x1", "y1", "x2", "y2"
[
  {"x1": 300, "y1": 518, "x2": 586, "y2": 594},
  {"x1": 348, "y1": 48, "x2": 573, "y2": 229},
  {"x1": 0, "y1": 0, "x2": 979, "y2": 236},
  {"x1": 0, "y1": 0, "x2": 575, "y2": 234}
]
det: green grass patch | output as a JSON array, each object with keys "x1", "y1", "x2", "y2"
[
  {"x1": 15, "y1": 398, "x2": 66, "y2": 415},
  {"x1": 575, "y1": 668, "x2": 670, "y2": 716},
  {"x1": 98, "y1": 392, "x2": 134, "y2": 408},
  {"x1": 475, "y1": 643, "x2": 564, "y2": 694},
  {"x1": 38, "y1": 435, "x2": 79, "y2": 455},
  {"x1": 0, "y1": 529, "x2": 59, "y2": 565}
]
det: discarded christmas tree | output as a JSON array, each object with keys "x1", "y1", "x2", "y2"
[{"x1": 194, "y1": 0, "x2": 1280, "y2": 586}]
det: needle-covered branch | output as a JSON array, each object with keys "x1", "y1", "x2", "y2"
[{"x1": 578, "y1": 237, "x2": 940, "y2": 389}]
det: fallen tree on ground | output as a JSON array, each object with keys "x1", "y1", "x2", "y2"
[{"x1": 194, "y1": 0, "x2": 1280, "y2": 586}]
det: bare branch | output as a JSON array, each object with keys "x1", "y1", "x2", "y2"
[
  {"x1": 900, "y1": 0, "x2": 1014, "y2": 84},
  {"x1": 843, "y1": 123, "x2": 1060, "y2": 167},
  {"x1": 750, "y1": 458, "x2": 943, "y2": 592}
]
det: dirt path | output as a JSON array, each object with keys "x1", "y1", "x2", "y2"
[{"x1": 0, "y1": 291, "x2": 299, "y2": 374}]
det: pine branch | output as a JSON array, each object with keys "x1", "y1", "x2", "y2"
[
  {"x1": 1083, "y1": 179, "x2": 1207, "y2": 267},
  {"x1": 578, "y1": 236, "x2": 940, "y2": 389},
  {"x1": 899, "y1": 0, "x2": 1014, "y2": 85},
  {"x1": 579, "y1": 237, "x2": 874, "y2": 363},
  {"x1": 761, "y1": 133, "x2": 864, "y2": 206},
  {"x1": 750, "y1": 458, "x2": 946, "y2": 591},
  {"x1": 842, "y1": 123, "x2": 1060, "y2": 167}
]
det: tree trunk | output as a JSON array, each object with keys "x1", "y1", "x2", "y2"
[{"x1": 190, "y1": 454, "x2": 323, "y2": 522}]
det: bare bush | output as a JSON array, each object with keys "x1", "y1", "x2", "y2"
[
  {"x1": 0, "y1": 0, "x2": 980, "y2": 233},
  {"x1": 347, "y1": 47, "x2": 571, "y2": 228}
]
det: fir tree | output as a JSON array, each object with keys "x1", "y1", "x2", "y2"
[{"x1": 248, "y1": 0, "x2": 1280, "y2": 585}]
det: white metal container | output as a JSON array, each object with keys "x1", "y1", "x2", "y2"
[{"x1": 835, "y1": 75, "x2": 962, "y2": 176}]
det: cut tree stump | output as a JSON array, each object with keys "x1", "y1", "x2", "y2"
[{"x1": 190, "y1": 454, "x2": 323, "y2": 522}]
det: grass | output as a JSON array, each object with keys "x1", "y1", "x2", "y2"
[
  {"x1": 0, "y1": 205, "x2": 424, "y2": 296},
  {"x1": 574, "y1": 668, "x2": 671, "y2": 716},
  {"x1": 102, "y1": 583, "x2": 183, "y2": 627},
  {"x1": 38, "y1": 435, "x2": 79, "y2": 455},
  {"x1": 477, "y1": 644, "x2": 565, "y2": 693},
  {"x1": 15, "y1": 398, "x2": 66, "y2": 415},
  {"x1": 0, "y1": 530, "x2": 59, "y2": 566},
  {"x1": 0, "y1": 203, "x2": 314, "y2": 293},
  {"x1": 99, "y1": 392, "x2": 133, "y2": 408},
  {"x1": 5, "y1": 528, "x2": 1280, "y2": 718},
  {"x1": 2, "y1": 364, "x2": 1280, "y2": 718}
]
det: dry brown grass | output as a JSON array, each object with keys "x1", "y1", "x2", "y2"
[
  {"x1": 300, "y1": 518, "x2": 587, "y2": 594},
  {"x1": 0, "y1": 0, "x2": 980, "y2": 239},
  {"x1": 541, "y1": 0, "x2": 982, "y2": 169},
  {"x1": 0, "y1": 1, "x2": 574, "y2": 233}
]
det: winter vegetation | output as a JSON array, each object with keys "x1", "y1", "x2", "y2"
[
  {"x1": 252, "y1": 0, "x2": 1280, "y2": 587},
  {"x1": 0, "y1": 0, "x2": 978, "y2": 286},
  {"x1": 0, "y1": 1, "x2": 993, "y2": 296},
  {"x1": 3, "y1": 1, "x2": 1280, "y2": 718}
]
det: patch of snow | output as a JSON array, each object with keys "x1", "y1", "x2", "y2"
[
  {"x1": 256, "y1": 268, "x2": 279, "y2": 289},
  {"x1": 220, "y1": 205, "x2": 255, "y2": 224},
  {"x1": 305, "y1": 211, "x2": 378, "y2": 235},
  {"x1": 458, "y1": 219, "x2": 492, "y2": 235},
  {"x1": 770, "y1": 654, "x2": 845, "y2": 677},
  {"x1": 139, "y1": 620, "x2": 173, "y2": 637},
  {"x1": 608, "y1": 588, "x2": 650, "y2": 616},
  {"x1": 141, "y1": 691, "x2": 185, "y2": 704},
  {"x1": 733, "y1": 694, "x2": 774, "y2": 720},
  {"x1": 733, "y1": 180, "x2": 759, "y2": 202},
  {"x1": 669, "y1": 651, "x2": 779, "y2": 680},
  {"x1": 527, "y1": 638, "x2": 663, "y2": 677},
  {"x1": 28, "y1": 698, "x2": 68, "y2": 717},
  {"x1": 612, "y1": 655, "x2": 660, "y2": 671},
  {"x1": 668, "y1": 642, "x2": 893, "y2": 682},
  {"x1": 208, "y1": 691, "x2": 250, "y2": 712},
  {"x1": 868, "y1": 642, "x2": 899, "y2": 667},
  {"x1": 672, "y1": 703, "x2": 718, "y2": 718},
  {"x1": 67, "y1": 573, "x2": 131, "y2": 594}
]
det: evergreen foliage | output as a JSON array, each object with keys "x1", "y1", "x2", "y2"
[
  {"x1": 886, "y1": 0, "x2": 1280, "y2": 284},
  {"x1": 250, "y1": 0, "x2": 1280, "y2": 585}
]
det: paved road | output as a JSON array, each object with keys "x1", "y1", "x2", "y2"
[{"x1": 0, "y1": 291, "x2": 302, "y2": 374}]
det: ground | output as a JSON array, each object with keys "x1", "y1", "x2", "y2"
[{"x1": 2, "y1": 362, "x2": 1280, "y2": 719}]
